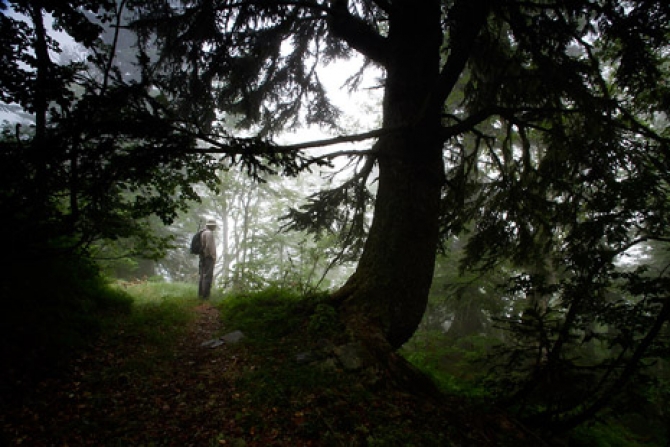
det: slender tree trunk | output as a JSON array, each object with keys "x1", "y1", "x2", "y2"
[
  {"x1": 29, "y1": 2, "x2": 49, "y2": 148},
  {"x1": 220, "y1": 198, "x2": 231, "y2": 285},
  {"x1": 334, "y1": 1, "x2": 444, "y2": 349},
  {"x1": 28, "y1": 1, "x2": 52, "y2": 213}
]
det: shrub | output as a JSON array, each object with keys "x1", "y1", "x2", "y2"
[{"x1": 217, "y1": 286, "x2": 316, "y2": 341}]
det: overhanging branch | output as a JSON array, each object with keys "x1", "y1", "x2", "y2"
[
  {"x1": 174, "y1": 124, "x2": 398, "y2": 155},
  {"x1": 280, "y1": 127, "x2": 394, "y2": 151}
]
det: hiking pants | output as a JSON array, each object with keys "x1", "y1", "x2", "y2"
[{"x1": 198, "y1": 256, "x2": 215, "y2": 298}]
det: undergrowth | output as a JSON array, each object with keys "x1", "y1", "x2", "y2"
[
  {"x1": 218, "y1": 286, "x2": 312, "y2": 341},
  {"x1": 215, "y1": 287, "x2": 506, "y2": 446},
  {"x1": 402, "y1": 327, "x2": 670, "y2": 446},
  {"x1": 401, "y1": 331, "x2": 495, "y2": 399},
  {"x1": 111, "y1": 280, "x2": 199, "y2": 352}
]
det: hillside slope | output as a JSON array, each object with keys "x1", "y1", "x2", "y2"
[{"x1": 1, "y1": 297, "x2": 542, "y2": 446}]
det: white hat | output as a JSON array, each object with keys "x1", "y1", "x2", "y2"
[{"x1": 206, "y1": 219, "x2": 217, "y2": 227}]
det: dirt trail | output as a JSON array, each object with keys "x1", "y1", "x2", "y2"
[{"x1": 2, "y1": 303, "x2": 244, "y2": 446}]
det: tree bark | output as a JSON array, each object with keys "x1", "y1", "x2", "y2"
[{"x1": 334, "y1": 0, "x2": 445, "y2": 350}]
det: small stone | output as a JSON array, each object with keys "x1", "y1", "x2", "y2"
[
  {"x1": 333, "y1": 342, "x2": 370, "y2": 371},
  {"x1": 295, "y1": 352, "x2": 313, "y2": 364},
  {"x1": 221, "y1": 330, "x2": 245, "y2": 344}
]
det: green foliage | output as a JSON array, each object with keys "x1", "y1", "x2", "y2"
[
  {"x1": 218, "y1": 287, "x2": 313, "y2": 342},
  {"x1": 435, "y1": 4, "x2": 670, "y2": 427},
  {"x1": 283, "y1": 174, "x2": 373, "y2": 265},
  {"x1": 403, "y1": 330, "x2": 494, "y2": 399},
  {"x1": 0, "y1": 2, "x2": 221, "y2": 272},
  {"x1": 413, "y1": 234, "x2": 670, "y2": 441},
  {"x1": 307, "y1": 300, "x2": 343, "y2": 339},
  {"x1": 3, "y1": 255, "x2": 133, "y2": 346},
  {"x1": 107, "y1": 281, "x2": 198, "y2": 361},
  {"x1": 132, "y1": 1, "x2": 342, "y2": 137}
]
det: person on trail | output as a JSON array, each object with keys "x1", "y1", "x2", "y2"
[{"x1": 198, "y1": 219, "x2": 217, "y2": 299}]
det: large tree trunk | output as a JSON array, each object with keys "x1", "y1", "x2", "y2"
[{"x1": 334, "y1": 1, "x2": 444, "y2": 350}]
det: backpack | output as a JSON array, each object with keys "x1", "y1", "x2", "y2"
[{"x1": 190, "y1": 229, "x2": 205, "y2": 255}]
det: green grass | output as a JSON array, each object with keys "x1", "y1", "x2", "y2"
[
  {"x1": 116, "y1": 279, "x2": 200, "y2": 303},
  {"x1": 107, "y1": 281, "x2": 200, "y2": 356},
  {"x1": 218, "y1": 286, "x2": 317, "y2": 341}
]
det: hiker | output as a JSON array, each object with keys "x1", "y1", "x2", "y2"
[{"x1": 198, "y1": 219, "x2": 217, "y2": 299}]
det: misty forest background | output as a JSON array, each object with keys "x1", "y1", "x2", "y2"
[{"x1": 1, "y1": 0, "x2": 670, "y2": 445}]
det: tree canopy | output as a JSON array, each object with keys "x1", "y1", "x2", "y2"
[{"x1": 124, "y1": 0, "x2": 670, "y2": 346}]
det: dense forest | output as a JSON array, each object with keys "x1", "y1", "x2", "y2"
[{"x1": 1, "y1": 0, "x2": 670, "y2": 445}]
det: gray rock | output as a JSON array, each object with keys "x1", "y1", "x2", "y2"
[
  {"x1": 200, "y1": 338, "x2": 220, "y2": 347},
  {"x1": 221, "y1": 330, "x2": 245, "y2": 344},
  {"x1": 295, "y1": 352, "x2": 313, "y2": 364},
  {"x1": 333, "y1": 342, "x2": 370, "y2": 371},
  {"x1": 200, "y1": 338, "x2": 225, "y2": 348},
  {"x1": 209, "y1": 339, "x2": 225, "y2": 348},
  {"x1": 200, "y1": 330, "x2": 245, "y2": 349}
]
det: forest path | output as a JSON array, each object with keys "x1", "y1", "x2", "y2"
[
  {"x1": 2, "y1": 300, "x2": 537, "y2": 447},
  {"x1": 1, "y1": 302, "x2": 257, "y2": 446}
]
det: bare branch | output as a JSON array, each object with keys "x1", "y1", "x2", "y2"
[
  {"x1": 310, "y1": 148, "x2": 376, "y2": 162},
  {"x1": 280, "y1": 127, "x2": 394, "y2": 151},
  {"x1": 175, "y1": 125, "x2": 398, "y2": 155}
]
